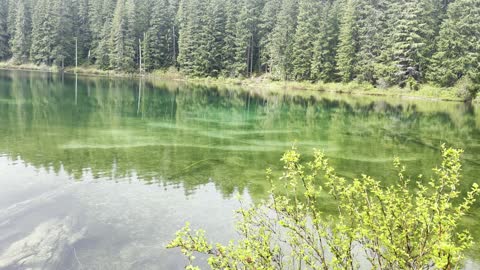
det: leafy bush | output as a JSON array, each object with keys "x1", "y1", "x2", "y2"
[
  {"x1": 406, "y1": 76, "x2": 420, "y2": 91},
  {"x1": 474, "y1": 95, "x2": 480, "y2": 105},
  {"x1": 168, "y1": 146, "x2": 479, "y2": 269},
  {"x1": 454, "y1": 77, "x2": 479, "y2": 101}
]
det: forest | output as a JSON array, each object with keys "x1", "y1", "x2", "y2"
[{"x1": 0, "y1": 0, "x2": 479, "y2": 90}]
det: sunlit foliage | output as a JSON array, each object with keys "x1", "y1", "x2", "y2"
[{"x1": 168, "y1": 146, "x2": 479, "y2": 269}]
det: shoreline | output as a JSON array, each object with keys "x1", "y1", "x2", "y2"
[{"x1": 0, "y1": 63, "x2": 473, "y2": 103}]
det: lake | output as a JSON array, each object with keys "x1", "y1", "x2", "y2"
[{"x1": 0, "y1": 70, "x2": 479, "y2": 269}]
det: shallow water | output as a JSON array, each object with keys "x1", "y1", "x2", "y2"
[{"x1": 0, "y1": 70, "x2": 479, "y2": 269}]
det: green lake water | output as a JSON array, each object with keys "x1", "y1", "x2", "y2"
[{"x1": 0, "y1": 70, "x2": 479, "y2": 269}]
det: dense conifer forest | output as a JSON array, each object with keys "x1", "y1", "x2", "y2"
[{"x1": 0, "y1": 0, "x2": 479, "y2": 89}]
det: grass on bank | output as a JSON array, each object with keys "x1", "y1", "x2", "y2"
[
  {"x1": 0, "y1": 62, "x2": 476, "y2": 103},
  {"x1": 150, "y1": 69, "x2": 474, "y2": 102}
]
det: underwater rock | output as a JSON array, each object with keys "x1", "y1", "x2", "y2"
[{"x1": 0, "y1": 217, "x2": 85, "y2": 270}]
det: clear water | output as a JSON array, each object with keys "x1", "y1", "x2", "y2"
[{"x1": 0, "y1": 70, "x2": 479, "y2": 269}]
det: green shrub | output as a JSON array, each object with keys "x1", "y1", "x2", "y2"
[
  {"x1": 454, "y1": 77, "x2": 479, "y2": 101},
  {"x1": 406, "y1": 76, "x2": 420, "y2": 91},
  {"x1": 474, "y1": 95, "x2": 480, "y2": 104},
  {"x1": 168, "y1": 145, "x2": 479, "y2": 269}
]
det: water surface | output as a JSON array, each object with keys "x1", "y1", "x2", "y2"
[{"x1": 0, "y1": 70, "x2": 479, "y2": 269}]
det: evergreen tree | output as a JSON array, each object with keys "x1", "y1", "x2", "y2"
[
  {"x1": 96, "y1": 19, "x2": 112, "y2": 69},
  {"x1": 125, "y1": 0, "x2": 138, "y2": 68},
  {"x1": 233, "y1": 0, "x2": 250, "y2": 76},
  {"x1": 430, "y1": 0, "x2": 480, "y2": 87},
  {"x1": 221, "y1": 0, "x2": 239, "y2": 76},
  {"x1": 170, "y1": 0, "x2": 180, "y2": 66},
  {"x1": 11, "y1": 0, "x2": 31, "y2": 63},
  {"x1": 311, "y1": 0, "x2": 341, "y2": 82},
  {"x1": 144, "y1": 0, "x2": 174, "y2": 71},
  {"x1": 109, "y1": 0, "x2": 137, "y2": 71},
  {"x1": 336, "y1": 0, "x2": 358, "y2": 82},
  {"x1": 233, "y1": 0, "x2": 261, "y2": 77},
  {"x1": 30, "y1": 0, "x2": 56, "y2": 65},
  {"x1": 205, "y1": 0, "x2": 227, "y2": 76},
  {"x1": 259, "y1": 0, "x2": 281, "y2": 73},
  {"x1": 176, "y1": 0, "x2": 191, "y2": 72},
  {"x1": 73, "y1": 0, "x2": 92, "y2": 64},
  {"x1": 354, "y1": 0, "x2": 388, "y2": 84},
  {"x1": 292, "y1": 0, "x2": 320, "y2": 80},
  {"x1": 7, "y1": 0, "x2": 18, "y2": 45},
  {"x1": 29, "y1": 0, "x2": 76, "y2": 67},
  {"x1": 51, "y1": 0, "x2": 75, "y2": 67},
  {"x1": 177, "y1": 0, "x2": 209, "y2": 76},
  {"x1": 269, "y1": 0, "x2": 299, "y2": 80},
  {"x1": 135, "y1": 0, "x2": 153, "y2": 41},
  {"x1": 108, "y1": 0, "x2": 126, "y2": 70},
  {"x1": 0, "y1": 0, "x2": 10, "y2": 60},
  {"x1": 380, "y1": 0, "x2": 438, "y2": 86},
  {"x1": 0, "y1": 0, "x2": 473, "y2": 92},
  {"x1": 90, "y1": 0, "x2": 116, "y2": 66}
]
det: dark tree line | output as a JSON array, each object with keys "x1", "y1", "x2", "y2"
[{"x1": 0, "y1": 0, "x2": 479, "y2": 88}]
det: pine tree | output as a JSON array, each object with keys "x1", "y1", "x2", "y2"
[
  {"x1": 176, "y1": 0, "x2": 209, "y2": 76},
  {"x1": 73, "y1": 0, "x2": 91, "y2": 64},
  {"x1": 51, "y1": 0, "x2": 75, "y2": 68},
  {"x1": 380, "y1": 0, "x2": 438, "y2": 86},
  {"x1": 11, "y1": 0, "x2": 31, "y2": 64},
  {"x1": 0, "y1": 0, "x2": 10, "y2": 60},
  {"x1": 7, "y1": 0, "x2": 18, "y2": 45},
  {"x1": 430, "y1": 0, "x2": 480, "y2": 87},
  {"x1": 0, "y1": 0, "x2": 468, "y2": 90},
  {"x1": 205, "y1": 0, "x2": 227, "y2": 76},
  {"x1": 221, "y1": 0, "x2": 239, "y2": 76},
  {"x1": 233, "y1": 0, "x2": 254, "y2": 77},
  {"x1": 311, "y1": 0, "x2": 341, "y2": 82},
  {"x1": 354, "y1": 0, "x2": 388, "y2": 84},
  {"x1": 96, "y1": 20, "x2": 112, "y2": 69},
  {"x1": 90, "y1": 0, "x2": 116, "y2": 66},
  {"x1": 176, "y1": 0, "x2": 192, "y2": 72},
  {"x1": 292, "y1": 0, "x2": 320, "y2": 81},
  {"x1": 30, "y1": 0, "x2": 55, "y2": 65},
  {"x1": 108, "y1": 0, "x2": 126, "y2": 70},
  {"x1": 259, "y1": 0, "x2": 281, "y2": 73},
  {"x1": 269, "y1": 0, "x2": 299, "y2": 80},
  {"x1": 125, "y1": 0, "x2": 138, "y2": 69},
  {"x1": 144, "y1": 0, "x2": 174, "y2": 71},
  {"x1": 336, "y1": 0, "x2": 358, "y2": 82},
  {"x1": 135, "y1": 0, "x2": 153, "y2": 41},
  {"x1": 89, "y1": 0, "x2": 106, "y2": 63},
  {"x1": 190, "y1": 0, "x2": 210, "y2": 76},
  {"x1": 109, "y1": 0, "x2": 137, "y2": 71}
]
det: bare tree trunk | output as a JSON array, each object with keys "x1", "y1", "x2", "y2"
[
  {"x1": 144, "y1": 32, "x2": 146, "y2": 71},
  {"x1": 247, "y1": 39, "x2": 251, "y2": 77},
  {"x1": 249, "y1": 34, "x2": 254, "y2": 77},
  {"x1": 172, "y1": 25, "x2": 176, "y2": 66},
  {"x1": 75, "y1": 37, "x2": 78, "y2": 73},
  {"x1": 139, "y1": 38, "x2": 142, "y2": 74}
]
